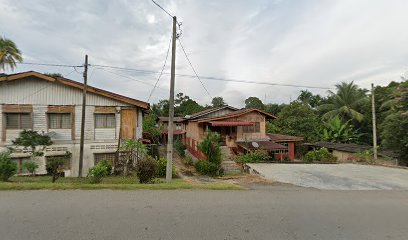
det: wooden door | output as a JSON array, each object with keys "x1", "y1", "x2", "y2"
[{"x1": 121, "y1": 109, "x2": 137, "y2": 139}]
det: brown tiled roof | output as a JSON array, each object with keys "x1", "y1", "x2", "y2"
[
  {"x1": 267, "y1": 133, "x2": 304, "y2": 142},
  {"x1": 196, "y1": 108, "x2": 277, "y2": 122},
  {"x1": 158, "y1": 117, "x2": 184, "y2": 122},
  {"x1": 0, "y1": 71, "x2": 150, "y2": 109},
  {"x1": 187, "y1": 106, "x2": 238, "y2": 119}
]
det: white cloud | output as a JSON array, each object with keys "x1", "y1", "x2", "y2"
[{"x1": 1, "y1": 0, "x2": 407, "y2": 108}]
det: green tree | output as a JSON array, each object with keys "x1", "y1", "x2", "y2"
[
  {"x1": 275, "y1": 102, "x2": 321, "y2": 141},
  {"x1": 0, "y1": 37, "x2": 23, "y2": 71},
  {"x1": 297, "y1": 90, "x2": 324, "y2": 108},
  {"x1": 143, "y1": 114, "x2": 163, "y2": 144},
  {"x1": 211, "y1": 97, "x2": 226, "y2": 107},
  {"x1": 245, "y1": 97, "x2": 264, "y2": 109},
  {"x1": 319, "y1": 82, "x2": 368, "y2": 122},
  {"x1": 198, "y1": 131, "x2": 222, "y2": 166},
  {"x1": 265, "y1": 121, "x2": 281, "y2": 133},
  {"x1": 264, "y1": 103, "x2": 286, "y2": 116},
  {"x1": 380, "y1": 112, "x2": 408, "y2": 165},
  {"x1": 46, "y1": 156, "x2": 66, "y2": 183},
  {"x1": 152, "y1": 100, "x2": 169, "y2": 117},
  {"x1": 12, "y1": 130, "x2": 52, "y2": 154},
  {"x1": 0, "y1": 151, "x2": 17, "y2": 181},
  {"x1": 21, "y1": 161, "x2": 39, "y2": 176},
  {"x1": 120, "y1": 139, "x2": 148, "y2": 176},
  {"x1": 320, "y1": 116, "x2": 361, "y2": 143}
]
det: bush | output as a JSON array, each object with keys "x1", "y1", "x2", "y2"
[
  {"x1": 304, "y1": 148, "x2": 337, "y2": 163},
  {"x1": 195, "y1": 160, "x2": 219, "y2": 176},
  {"x1": 88, "y1": 162, "x2": 110, "y2": 184},
  {"x1": 99, "y1": 160, "x2": 112, "y2": 174},
  {"x1": 46, "y1": 157, "x2": 66, "y2": 183},
  {"x1": 0, "y1": 151, "x2": 17, "y2": 181},
  {"x1": 236, "y1": 150, "x2": 269, "y2": 163},
  {"x1": 156, "y1": 157, "x2": 177, "y2": 178},
  {"x1": 21, "y1": 161, "x2": 39, "y2": 176},
  {"x1": 136, "y1": 156, "x2": 158, "y2": 183},
  {"x1": 174, "y1": 140, "x2": 186, "y2": 157},
  {"x1": 198, "y1": 131, "x2": 222, "y2": 165},
  {"x1": 184, "y1": 155, "x2": 194, "y2": 166}
]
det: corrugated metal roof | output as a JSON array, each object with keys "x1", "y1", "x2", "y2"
[
  {"x1": 210, "y1": 121, "x2": 253, "y2": 126},
  {"x1": 267, "y1": 133, "x2": 304, "y2": 142}
]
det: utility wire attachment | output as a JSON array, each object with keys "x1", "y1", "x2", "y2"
[
  {"x1": 178, "y1": 38, "x2": 212, "y2": 100},
  {"x1": 147, "y1": 37, "x2": 172, "y2": 102}
]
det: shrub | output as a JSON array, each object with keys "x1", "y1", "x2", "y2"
[
  {"x1": 46, "y1": 157, "x2": 66, "y2": 183},
  {"x1": 0, "y1": 151, "x2": 17, "y2": 181},
  {"x1": 88, "y1": 162, "x2": 110, "y2": 184},
  {"x1": 304, "y1": 148, "x2": 337, "y2": 163},
  {"x1": 184, "y1": 155, "x2": 194, "y2": 166},
  {"x1": 236, "y1": 150, "x2": 269, "y2": 163},
  {"x1": 21, "y1": 161, "x2": 39, "y2": 176},
  {"x1": 156, "y1": 157, "x2": 177, "y2": 178},
  {"x1": 174, "y1": 140, "x2": 186, "y2": 157},
  {"x1": 99, "y1": 160, "x2": 112, "y2": 174},
  {"x1": 198, "y1": 131, "x2": 221, "y2": 165},
  {"x1": 136, "y1": 156, "x2": 158, "y2": 183},
  {"x1": 195, "y1": 160, "x2": 219, "y2": 176}
]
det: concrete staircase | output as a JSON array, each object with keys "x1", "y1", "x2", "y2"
[{"x1": 220, "y1": 146, "x2": 242, "y2": 174}]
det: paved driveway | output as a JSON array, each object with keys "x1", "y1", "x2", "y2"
[{"x1": 247, "y1": 163, "x2": 408, "y2": 190}]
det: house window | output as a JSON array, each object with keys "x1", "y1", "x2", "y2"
[
  {"x1": 95, "y1": 114, "x2": 116, "y2": 128},
  {"x1": 48, "y1": 113, "x2": 71, "y2": 129},
  {"x1": 94, "y1": 153, "x2": 116, "y2": 165},
  {"x1": 46, "y1": 155, "x2": 71, "y2": 170},
  {"x1": 243, "y1": 122, "x2": 260, "y2": 133},
  {"x1": 5, "y1": 113, "x2": 32, "y2": 129}
]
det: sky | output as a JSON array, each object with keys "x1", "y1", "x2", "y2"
[{"x1": 1, "y1": 0, "x2": 408, "y2": 107}]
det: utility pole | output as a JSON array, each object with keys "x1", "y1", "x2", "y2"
[
  {"x1": 78, "y1": 54, "x2": 88, "y2": 177},
  {"x1": 166, "y1": 16, "x2": 177, "y2": 182},
  {"x1": 371, "y1": 83, "x2": 378, "y2": 161}
]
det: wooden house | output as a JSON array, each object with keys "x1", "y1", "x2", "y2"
[{"x1": 0, "y1": 71, "x2": 149, "y2": 176}]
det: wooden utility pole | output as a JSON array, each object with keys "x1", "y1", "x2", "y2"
[
  {"x1": 78, "y1": 54, "x2": 88, "y2": 177},
  {"x1": 371, "y1": 83, "x2": 378, "y2": 161},
  {"x1": 166, "y1": 16, "x2": 177, "y2": 182}
]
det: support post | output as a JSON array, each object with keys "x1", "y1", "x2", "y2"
[
  {"x1": 371, "y1": 83, "x2": 378, "y2": 161},
  {"x1": 78, "y1": 55, "x2": 88, "y2": 177},
  {"x1": 166, "y1": 16, "x2": 177, "y2": 181}
]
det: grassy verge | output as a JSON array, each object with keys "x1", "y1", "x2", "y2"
[{"x1": 0, "y1": 176, "x2": 245, "y2": 191}]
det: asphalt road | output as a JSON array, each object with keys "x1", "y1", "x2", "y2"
[
  {"x1": 1, "y1": 187, "x2": 408, "y2": 240},
  {"x1": 247, "y1": 163, "x2": 408, "y2": 190}
]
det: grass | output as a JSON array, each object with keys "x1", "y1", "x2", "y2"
[{"x1": 0, "y1": 176, "x2": 245, "y2": 191}]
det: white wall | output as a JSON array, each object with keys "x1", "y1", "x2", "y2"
[
  {"x1": 0, "y1": 78, "x2": 130, "y2": 106},
  {"x1": 75, "y1": 106, "x2": 95, "y2": 140}
]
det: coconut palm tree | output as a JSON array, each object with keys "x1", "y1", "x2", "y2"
[
  {"x1": 0, "y1": 37, "x2": 23, "y2": 71},
  {"x1": 319, "y1": 82, "x2": 367, "y2": 122}
]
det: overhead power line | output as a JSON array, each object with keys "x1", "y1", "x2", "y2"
[
  {"x1": 147, "y1": 37, "x2": 172, "y2": 102},
  {"x1": 16, "y1": 62, "x2": 83, "y2": 68},
  {"x1": 88, "y1": 64, "x2": 332, "y2": 90},
  {"x1": 177, "y1": 38, "x2": 213, "y2": 99},
  {"x1": 15, "y1": 60, "x2": 333, "y2": 90}
]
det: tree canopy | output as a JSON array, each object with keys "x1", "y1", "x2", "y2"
[
  {"x1": 0, "y1": 37, "x2": 23, "y2": 71},
  {"x1": 211, "y1": 97, "x2": 226, "y2": 107},
  {"x1": 245, "y1": 97, "x2": 264, "y2": 109}
]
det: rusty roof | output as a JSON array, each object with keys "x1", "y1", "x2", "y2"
[
  {"x1": 267, "y1": 133, "x2": 304, "y2": 142},
  {"x1": 196, "y1": 108, "x2": 277, "y2": 122}
]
